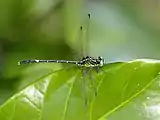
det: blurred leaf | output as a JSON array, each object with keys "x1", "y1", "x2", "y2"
[{"x1": 0, "y1": 59, "x2": 160, "y2": 120}]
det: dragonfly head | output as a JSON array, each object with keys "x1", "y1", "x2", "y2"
[{"x1": 98, "y1": 56, "x2": 105, "y2": 67}]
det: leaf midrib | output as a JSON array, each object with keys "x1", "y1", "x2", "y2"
[{"x1": 97, "y1": 75, "x2": 160, "y2": 120}]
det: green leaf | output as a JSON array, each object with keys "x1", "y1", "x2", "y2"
[{"x1": 0, "y1": 59, "x2": 160, "y2": 120}]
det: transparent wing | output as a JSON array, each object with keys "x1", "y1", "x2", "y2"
[
  {"x1": 79, "y1": 26, "x2": 85, "y2": 58},
  {"x1": 84, "y1": 13, "x2": 91, "y2": 57},
  {"x1": 77, "y1": 13, "x2": 91, "y2": 58}
]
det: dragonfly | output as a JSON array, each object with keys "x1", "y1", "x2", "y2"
[{"x1": 18, "y1": 13, "x2": 105, "y2": 105}]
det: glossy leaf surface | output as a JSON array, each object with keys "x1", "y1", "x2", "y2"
[{"x1": 0, "y1": 59, "x2": 160, "y2": 120}]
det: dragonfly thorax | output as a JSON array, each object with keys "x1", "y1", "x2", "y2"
[{"x1": 77, "y1": 56, "x2": 104, "y2": 67}]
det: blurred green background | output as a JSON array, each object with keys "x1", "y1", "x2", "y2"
[{"x1": 0, "y1": 0, "x2": 160, "y2": 105}]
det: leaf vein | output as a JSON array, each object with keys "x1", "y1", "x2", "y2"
[
  {"x1": 98, "y1": 75, "x2": 160, "y2": 120},
  {"x1": 62, "y1": 73, "x2": 79, "y2": 120}
]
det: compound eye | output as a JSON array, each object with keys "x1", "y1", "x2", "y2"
[{"x1": 98, "y1": 56, "x2": 103, "y2": 60}]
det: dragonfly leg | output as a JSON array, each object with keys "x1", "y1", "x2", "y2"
[
  {"x1": 95, "y1": 66, "x2": 100, "y2": 73},
  {"x1": 87, "y1": 67, "x2": 98, "y2": 97}
]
